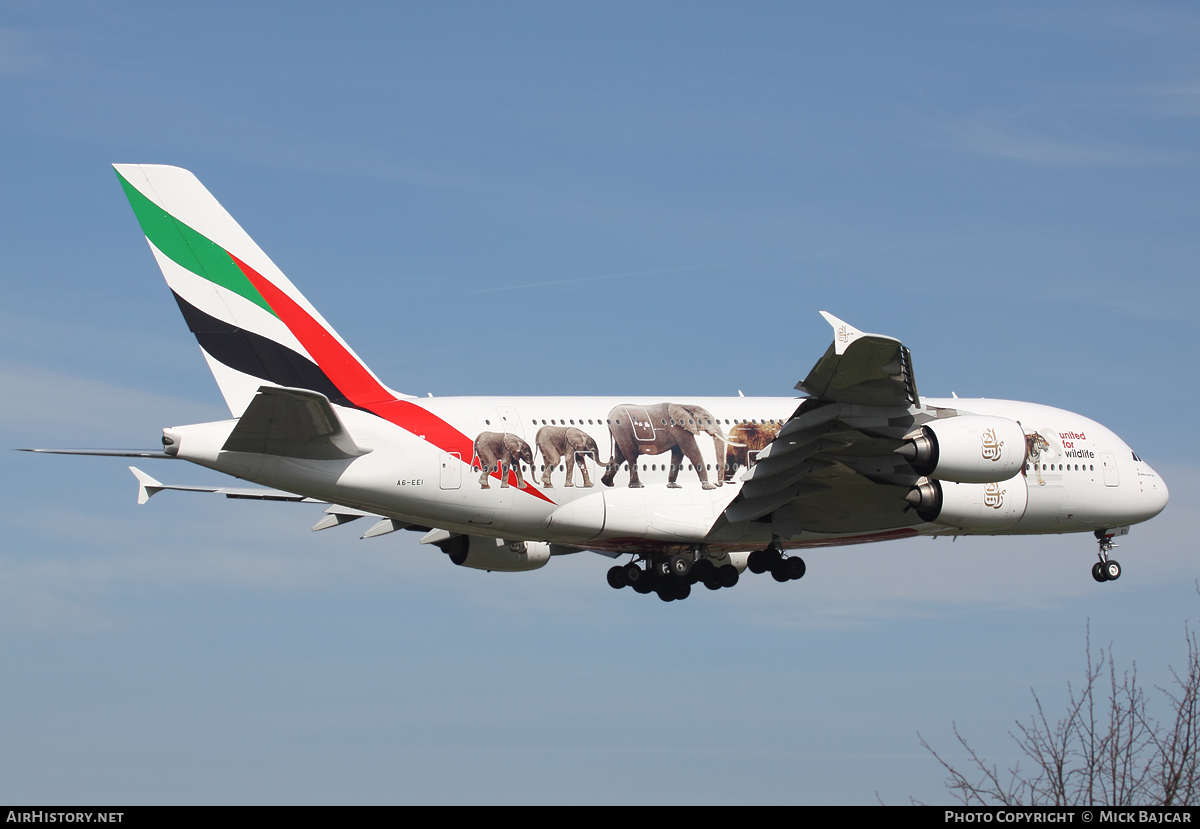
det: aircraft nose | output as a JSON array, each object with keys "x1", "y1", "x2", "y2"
[{"x1": 1140, "y1": 463, "x2": 1169, "y2": 521}]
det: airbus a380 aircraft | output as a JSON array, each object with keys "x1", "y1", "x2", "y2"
[{"x1": 26, "y1": 165, "x2": 1170, "y2": 602}]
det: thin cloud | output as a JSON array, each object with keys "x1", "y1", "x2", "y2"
[{"x1": 936, "y1": 110, "x2": 1197, "y2": 167}]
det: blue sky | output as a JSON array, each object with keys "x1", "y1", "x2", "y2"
[{"x1": 2, "y1": 1, "x2": 1198, "y2": 804}]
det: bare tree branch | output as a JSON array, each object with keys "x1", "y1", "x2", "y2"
[{"x1": 921, "y1": 618, "x2": 1200, "y2": 806}]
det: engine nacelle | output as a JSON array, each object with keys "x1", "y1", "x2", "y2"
[
  {"x1": 906, "y1": 478, "x2": 1028, "y2": 529},
  {"x1": 899, "y1": 415, "x2": 1025, "y2": 483},
  {"x1": 434, "y1": 535, "x2": 551, "y2": 572}
]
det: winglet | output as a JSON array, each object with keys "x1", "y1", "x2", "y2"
[
  {"x1": 819, "y1": 312, "x2": 866, "y2": 356},
  {"x1": 129, "y1": 466, "x2": 163, "y2": 505}
]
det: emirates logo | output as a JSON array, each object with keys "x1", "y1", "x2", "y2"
[
  {"x1": 837, "y1": 325, "x2": 849, "y2": 343},
  {"x1": 984, "y1": 482, "x2": 1005, "y2": 509},
  {"x1": 981, "y1": 428, "x2": 1004, "y2": 461}
]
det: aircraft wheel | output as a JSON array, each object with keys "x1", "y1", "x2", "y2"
[
  {"x1": 607, "y1": 566, "x2": 628, "y2": 589},
  {"x1": 654, "y1": 557, "x2": 672, "y2": 579},
  {"x1": 703, "y1": 578, "x2": 722, "y2": 591},
  {"x1": 747, "y1": 550, "x2": 767, "y2": 574},
  {"x1": 675, "y1": 581, "x2": 692, "y2": 601},
  {"x1": 657, "y1": 586, "x2": 676, "y2": 602},
  {"x1": 1092, "y1": 562, "x2": 1108, "y2": 583},
  {"x1": 784, "y1": 557, "x2": 806, "y2": 580},
  {"x1": 623, "y1": 562, "x2": 644, "y2": 585},
  {"x1": 771, "y1": 564, "x2": 791, "y2": 583},
  {"x1": 669, "y1": 553, "x2": 692, "y2": 579},
  {"x1": 1103, "y1": 560, "x2": 1122, "y2": 581},
  {"x1": 632, "y1": 574, "x2": 655, "y2": 594},
  {"x1": 691, "y1": 556, "x2": 715, "y2": 583},
  {"x1": 718, "y1": 564, "x2": 739, "y2": 588}
]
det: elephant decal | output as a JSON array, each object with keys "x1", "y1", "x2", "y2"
[
  {"x1": 723, "y1": 420, "x2": 781, "y2": 480},
  {"x1": 600, "y1": 403, "x2": 737, "y2": 490},
  {"x1": 472, "y1": 431, "x2": 534, "y2": 490},
  {"x1": 535, "y1": 425, "x2": 606, "y2": 488}
]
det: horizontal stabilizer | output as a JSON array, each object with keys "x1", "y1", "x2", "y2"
[
  {"x1": 19, "y1": 448, "x2": 174, "y2": 459},
  {"x1": 128, "y1": 466, "x2": 323, "y2": 505},
  {"x1": 222, "y1": 386, "x2": 370, "y2": 460}
]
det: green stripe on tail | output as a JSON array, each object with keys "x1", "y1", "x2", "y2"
[{"x1": 115, "y1": 170, "x2": 276, "y2": 317}]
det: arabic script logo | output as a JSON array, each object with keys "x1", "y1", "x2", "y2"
[
  {"x1": 837, "y1": 325, "x2": 849, "y2": 344},
  {"x1": 981, "y1": 427, "x2": 1004, "y2": 461},
  {"x1": 984, "y1": 483, "x2": 1005, "y2": 510}
]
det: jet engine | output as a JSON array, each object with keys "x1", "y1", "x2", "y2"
[
  {"x1": 897, "y1": 415, "x2": 1025, "y2": 483},
  {"x1": 434, "y1": 535, "x2": 551, "y2": 572},
  {"x1": 906, "y1": 477, "x2": 1028, "y2": 529}
]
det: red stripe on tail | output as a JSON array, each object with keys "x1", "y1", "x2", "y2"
[{"x1": 230, "y1": 253, "x2": 555, "y2": 504}]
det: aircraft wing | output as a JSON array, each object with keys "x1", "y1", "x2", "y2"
[
  {"x1": 795, "y1": 312, "x2": 920, "y2": 408},
  {"x1": 124, "y1": 467, "x2": 436, "y2": 538},
  {"x1": 18, "y1": 384, "x2": 371, "y2": 463},
  {"x1": 128, "y1": 465, "x2": 323, "y2": 505},
  {"x1": 721, "y1": 312, "x2": 926, "y2": 534}
]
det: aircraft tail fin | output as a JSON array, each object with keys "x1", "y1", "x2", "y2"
[{"x1": 114, "y1": 164, "x2": 408, "y2": 415}]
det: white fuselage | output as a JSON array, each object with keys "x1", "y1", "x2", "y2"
[{"x1": 165, "y1": 396, "x2": 1169, "y2": 556}]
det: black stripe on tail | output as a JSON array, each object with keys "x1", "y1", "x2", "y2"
[{"x1": 171, "y1": 290, "x2": 354, "y2": 408}]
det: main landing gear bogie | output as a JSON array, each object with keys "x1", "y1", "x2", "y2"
[
  {"x1": 747, "y1": 543, "x2": 806, "y2": 584},
  {"x1": 606, "y1": 550, "x2": 739, "y2": 601}
]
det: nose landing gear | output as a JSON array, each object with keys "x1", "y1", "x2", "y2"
[{"x1": 1092, "y1": 529, "x2": 1122, "y2": 583}]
